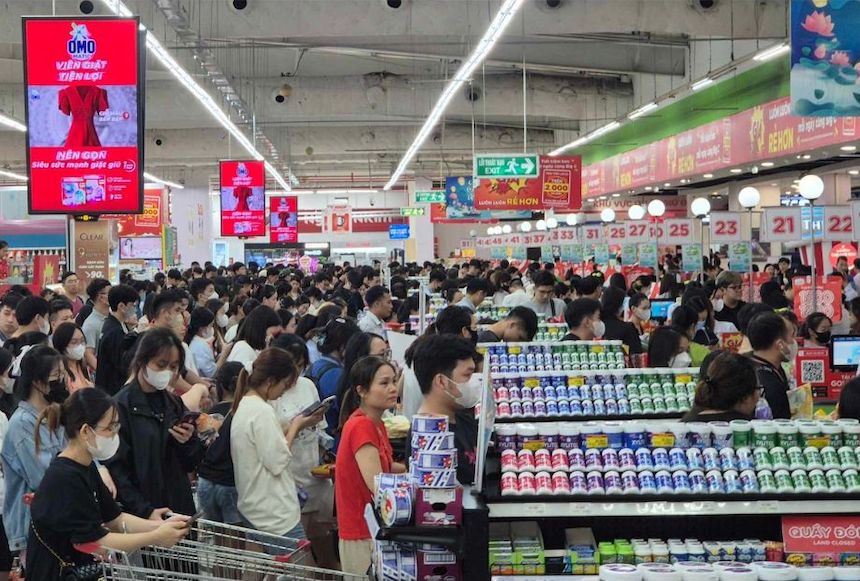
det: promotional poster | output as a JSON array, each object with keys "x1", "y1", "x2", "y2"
[
  {"x1": 220, "y1": 160, "x2": 266, "y2": 237},
  {"x1": 23, "y1": 17, "x2": 143, "y2": 214},
  {"x1": 269, "y1": 195, "x2": 298, "y2": 243}
]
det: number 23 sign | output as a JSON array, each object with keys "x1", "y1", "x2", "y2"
[{"x1": 709, "y1": 212, "x2": 744, "y2": 243}]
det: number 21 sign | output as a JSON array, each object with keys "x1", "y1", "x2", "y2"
[{"x1": 761, "y1": 207, "x2": 801, "y2": 242}]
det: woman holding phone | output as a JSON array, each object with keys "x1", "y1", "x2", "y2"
[{"x1": 105, "y1": 328, "x2": 205, "y2": 519}]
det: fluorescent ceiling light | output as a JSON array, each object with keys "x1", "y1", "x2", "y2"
[
  {"x1": 331, "y1": 246, "x2": 389, "y2": 254},
  {"x1": 317, "y1": 189, "x2": 379, "y2": 195},
  {"x1": 841, "y1": 145, "x2": 857, "y2": 152},
  {"x1": 0, "y1": 169, "x2": 27, "y2": 181},
  {"x1": 628, "y1": 102, "x2": 658, "y2": 120},
  {"x1": 760, "y1": 161, "x2": 775, "y2": 167},
  {"x1": 703, "y1": 173, "x2": 714, "y2": 178},
  {"x1": 100, "y1": 0, "x2": 291, "y2": 191},
  {"x1": 850, "y1": 170, "x2": 860, "y2": 176},
  {"x1": 0, "y1": 113, "x2": 26, "y2": 132},
  {"x1": 729, "y1": 168, "x2": 743, "y2": 174},
  {"x1": 383, "y1": 0, "x2": 525, "y2": 190},
  {"x1": 753, "y1": 43, "x2": 789, "y2": 62},
  {"x1": 549, "y1": 121, "x2": 621, "y2": 156},
  {"x1": 691, "y1": 77, "x2": 714, "y2": 91},
  {"x1": 143, "y1": 172, "x2": 184, "y2": 189}
]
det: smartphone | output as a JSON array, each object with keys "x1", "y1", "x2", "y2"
[
  {"x1": 179, "y1": 411, "x2": 201, "y2": 425},
  {"x1": 186, "y1": 509, "x2": 206, "y2": 527},
  {"x1": 302, "y1": 395, "x2": 337, "y2": 417}
]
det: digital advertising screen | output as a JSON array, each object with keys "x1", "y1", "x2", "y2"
[
  {"x1": 269, "y1": 195, "x2": 298, "y2": 243},
  {"x1": 119, "y1": 236, "x2": 163, "y2": 260},
  {"x1": 23, "y1": 17, "x2": 143, "y2": 214},
  {"x1": 220, "y1": 160, "x2": 266, "y2": 237}
]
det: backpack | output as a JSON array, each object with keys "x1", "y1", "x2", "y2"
[{"x1": 305, "y1": 359, "x2": 339, "y2": 397}]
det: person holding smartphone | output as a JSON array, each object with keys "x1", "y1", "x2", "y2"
[{"x1": 105, "y1": 328, "x2": 205, "y2": 519}]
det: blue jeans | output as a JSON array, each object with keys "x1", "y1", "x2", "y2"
[
  {"x1": 197, "y1": 478, "x2": 241, "y2": 524},
  {"x1": 239, "y1": 514, "x2": 307, "y2": 556}
]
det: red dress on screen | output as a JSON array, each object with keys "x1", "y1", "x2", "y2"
[
  {"x1": 59, "y1": 85, "x2": 108, "y2": 147},
  {"x1": 233, "y1": 186, "x2": 252, "y2": 211}
]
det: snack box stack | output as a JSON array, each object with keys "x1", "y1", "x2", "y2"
[
  {"x1": 409, "y1": 414, "x2": 464, "y2": 581},
  {"x1": 489, "y1": 521, "x2": 546, "y2": 576}
]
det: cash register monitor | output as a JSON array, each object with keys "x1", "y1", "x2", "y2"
[{"x1": 831, "y1": 335, "x2": 860, "y2": 371}]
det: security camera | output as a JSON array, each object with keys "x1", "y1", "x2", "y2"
[
  {"x1": 465, "y1": 86, "x2": 481, "y2": 102},
  {"x1": 79, "y1": 1, "x2": 94, "y2": 14},
  {"x1": 154, "y1": 136, "x2": 165, "y2": 147},
  {"x1": 232, "y1": 0, "x2": 248, "y2": 10},
  {"x1": 274, "y1": 84, "x2": 292, "y2": 104},
  {"x1": 386, "y1": 0, "x2": 402, "y2": 7},
  {"x1": 690, "y1": 0, "x2": 718, "y2": 10},
  {"x1": 546, "y1": 0, "x2": 562, "y2": 7}
]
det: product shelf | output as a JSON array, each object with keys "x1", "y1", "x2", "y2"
[
  {"x1": 484, "y1": 494, "x2": 860, "y2": 519},
  {"x1": 494, "y1": 412, "x2": 684, "y2": 424},
  {"x1": 491, "y1": 577, "x2": 597, "y2": 581}
]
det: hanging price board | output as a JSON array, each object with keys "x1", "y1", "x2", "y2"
[
  {"x1": 581, "y1": 224, "x2": 603, "y2": 243},
  {"x1": 851, "y1": 201, "x2": 860, "y2": 241},
  {"x1": 761, "y1": 207, "x2": 802, "y2": 242},
  {"x1": 663, "y1": 218, "x2": 696, "y2": 245},
  {"x1": 604, "y1": 222, "x2": 627, "y2": 241},
  {"x1": 823, "y1": 206, "x2": 853, "y2": 242},
  {"x1": 625, "y1": 221, "x2": 650, "y2": 243},
  {"x1": 710, "y1": 212, "x2": 744, "y2": 243},
  {"x1": 556, "y1": 227, "x2": 578, "y2": 243}
]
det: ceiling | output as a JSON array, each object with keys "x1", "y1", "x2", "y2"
[{"x1": 0, "y1": 0, "x2": 789, "y2": 189}]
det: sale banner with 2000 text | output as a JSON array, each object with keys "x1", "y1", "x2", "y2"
[
  {"x1": 23, "y1": 17, "x2": 143, "y2": 214},
  {"x1": 473, "y1": 156, "x2": 581, "y2": 211},
  {"x1": 220, "y1": 160, "x2": 266, "y2": 237}
]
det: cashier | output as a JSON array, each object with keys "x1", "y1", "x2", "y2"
[{"x1": 410, "y1": 334, "x2": 480, "y2": 485}]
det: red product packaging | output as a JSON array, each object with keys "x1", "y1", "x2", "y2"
[
  {"x1": 417, "y1": 549, "x2": 461, "y2": 581},
  {"x1": 414, "y1": 487, "x2": 463, "y2": 527}
]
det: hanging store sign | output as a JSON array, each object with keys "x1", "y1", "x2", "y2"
[
  {"x1": 389, "y1": 224, "x2": 410, "y2": 240},
  {"x1": 474, "y1": 154, "x2": 539, "y2": 179},
  {"x1": 782, "y1": 515, "x2": 860, "y2": 553},
  {"x1": 822, "y1": 205, "x2": 854, "y2": 242},
  {"x1": 761, "y1": 207, "x2": 802, "y2": 242},
  {"x1": 400, "y1": 207, "x2": 425, "y2": 216},
  {"x1": 23, "y1": 17, "x2": 144, "y2": 215},
  {"x1": 709, "y1": 212, "x2": 745, "y2": 243},
  {"x1": 325, "y1": 205, "x2": 353, "y2": 234},
  {"x1": 474, "y1": 156, "x2": 581, "y2": 211},
  {"x1": 219, "y1": 160, "x2": 265, "y2": 237},
  {"x1": 110, "y1": 187, "x2": 163, "y2": 237},
  {"x1": 73, "y1": 219, "x2": 111, "y2": 285},
  {"x1": 269, "y1": 195, "x2": 298, "y2": 243},
  {"x1": 415, "y1": 190, "x2": 446, "y2": 204}
]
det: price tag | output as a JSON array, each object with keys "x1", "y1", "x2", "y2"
[
  {"x1": 823, "y1": 206, "x2": 853, "y2": 241},
  {"x1": 651, "y1": 433, "x2": 676, "y2": 448},
  {"x1": 761, "y1": 207, "x2": 802, "y2": 242},
  {"x1": 605, "y1": 222, "x2": 627, "y2": 241},
  {"x1": 756, "y1": 500, "x2": 779, "y2": 513},
  {"x1": 524, "y1": 378, "x2": 540, "y2": 388},
  {"x1": 508, "y1": 346, "x2": 522, "y2": 355},
  {"x1": 581, "y1": 224, "x2": 602, "y2": 242},
  {"x1": 626, "y1": 221, "x2": 650, "y2": 243},
  {"x1": 523, "y1": 503, "x2": 547, "y2": 515},
  {"x1": 676, "y1": 374, "x2": 692, "y2": 384},
  {"x1": 710, "y1": 212, "x2": 744, "y2": 243},
  {"x1": 570, "y1": 377, "x2": 584, "y2": 386},
  {"x1": 663, "y1": 218, "x2": 695, "y2": 245},
  {"x1": 585, "y1": 435, "x2": 609, "y2": 448}
]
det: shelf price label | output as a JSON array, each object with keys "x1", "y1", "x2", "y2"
[
  {"x1": 761, "y1": 207, "x2": 802, "y2": 242},
  {"x1": 823, "y1": 206, "x2": 853, "y2": 241},
  {"x1": 710, "y1": 212, "x2": 744, "y2": 243},
  {"x1": 663, "y1": 218, "x2": 696, "y2": 245}
]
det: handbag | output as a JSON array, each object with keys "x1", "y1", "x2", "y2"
[{"x1": 31, "y1": 523, "x2": 106, "y2": 581}]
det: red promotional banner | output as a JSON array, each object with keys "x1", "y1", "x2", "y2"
[
  {"x1": 326, "y1": 206, "x2": 352, "y2": 234},
  {"x1": 113, "y1": 188, "x2": 163, "y2": 236},
  {"x1": 32, "y1": 254, "x2": 60, "y2": 293},
  {"x1": 792, "y1": 275, "x2": 844, "y2": 322},
  {"x1": 298, "y1": 211, "x2": 406, "y2": 234},
  {"x1": 783, "y1": 516, "x2": 860, "y2": 553},
  {"x1": 23, "y1": 17, "x2": 143, "y2": 215},
  {"x1": 270, "y1": 196, "x2": 298, "y2": 243},
  {"x1": 220, "y1": 160, "x2": 265, "y2": 237},
  {"x1": 583, "y1": 97, "x2": 858, "y2": 198},
  {"x1": 473, "y1": 156, "x2": 581, "y2": 210}
]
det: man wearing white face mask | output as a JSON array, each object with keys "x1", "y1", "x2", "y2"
[
  {"x1": 95, "y1": 285, "x2": 140, "y2": 396},
  {"x1": 412, "y1": 334, "x2": 481, "y2": 485},
  {"x1": 748, "y1": 312, "x2": 796, "y2": 419},
  {"x1": 11, "y1": 296, "x2": 50, "y2": 338},
  {"x1": 561, "y1": 298, "x2": 604, "y2": 342}
]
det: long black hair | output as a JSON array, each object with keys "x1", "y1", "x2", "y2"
[
  {"x1": 51, "y1": 322, "x2": 90, "y2": 384},
  {"x1": 336, "y1": 332, "x2": 386, "y2": 409},
  {"x1": 184, "y1": 306, "x2": 215, "y2": 344},
  {"x1": 647, "y1": 327, "x2": 682, "y2": 367},
  {"x1": 35, "y1": 387, "x2": 117, "y2": 453},
  {"x1": 130, "y1": 327, "x2": 185, "y2": 380},
  {"x1": 338, "y1": 355, "x2": 395, "y2": 432},
  {"x1": 236, "y1": 305, "x2": 281, "y2": 351}
]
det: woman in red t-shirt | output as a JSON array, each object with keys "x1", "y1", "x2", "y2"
[{"x1": 335, "y1": 356, "x2": 405, "y2": 575}]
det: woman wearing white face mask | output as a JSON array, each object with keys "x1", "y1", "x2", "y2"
[
  {"x1": 26, "y1": 388, "x2": 189, "y2": 579},
  {"x1": 52, "y1": 322, "x2": 93, "y2": 392},
  {"x1": 186, "y1": 307, "x2": 218, "y2": 379},
  {"x1": 628, "y1": 293, "x2": 652, "y2": 340},
  {"x1": 230, "y1": 348, "x2": 324, "y2": 558},
  {"x1": 105, "y1": 327, "x2": 204, "y2": 520}
]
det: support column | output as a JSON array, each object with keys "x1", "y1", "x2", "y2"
[{"x1": 408, "y1": 179, "x2": 436, "y2": 264}]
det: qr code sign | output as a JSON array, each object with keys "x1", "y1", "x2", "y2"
[{"x1": 800, "y1": 360, "x2": 825, "y2": 384}]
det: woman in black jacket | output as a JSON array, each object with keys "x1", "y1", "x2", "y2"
[
  {"x1": 105, "y1": 327, "x2": 204, "y2": 519},
  {"x1": 600, "y1": 287, "x2": 643, "y2": 354}
]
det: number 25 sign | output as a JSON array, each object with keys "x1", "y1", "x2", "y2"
[
  {"x1": 761, "y1": 207, "x2": 801, "y2": 242},
  {"x1": 709, "y1": 212, "x2": 744, "y2": 243}
]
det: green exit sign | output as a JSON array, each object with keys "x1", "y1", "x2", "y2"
[
  {"x1": 401, "y1": 207, "x2": 425, "y2": 216},
  {"x1": 474, "y1": 153, "x2": 539, "y2": 179},
  {"x1": 415, "y1": 191, "x2": 445, "y2": 204}
]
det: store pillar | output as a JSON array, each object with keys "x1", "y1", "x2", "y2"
[{"x1": 409, "y1": 179, "x2": 435, "y2": 264}]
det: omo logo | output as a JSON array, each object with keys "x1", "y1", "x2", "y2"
[
  {"x1": 236, "y1": 162, "x2": 248, "y2": 178},
  {"x1": 67, "y1": 22, "x2": 96, "y2": 61}
]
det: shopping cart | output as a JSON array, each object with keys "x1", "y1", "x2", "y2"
[{"x1": 102, "y1": 518, "x2": 366, "y2": 581}]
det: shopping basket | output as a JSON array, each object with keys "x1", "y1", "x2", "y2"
[{"x1": 102, "y1": 518, "x2": 366, "y2": 581}]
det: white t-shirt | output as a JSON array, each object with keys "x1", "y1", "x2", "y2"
[
  {"x1": 502, "y1": 290, "x2": 531, "y2": 308},
  {"x1": 224, "y1": 324, "x2": 239, "y2": 344},
  {"x1": 273, "y1": 377, "x2": 332, "y2": 514},
  {"x1": 181, "y1": 342, "x2": 199, "y2": 376},
  {"x1": 231, "y1": 395, "x2": 301, "y2": 535},
  {"x1": 227, "y1": 340, "x2": 260, "y2": 371},
  {"x1": 400, "y1": 366, "x2": 423, "y2": 421}
]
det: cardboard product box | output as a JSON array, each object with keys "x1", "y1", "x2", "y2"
[
  {"x1": 566, "y1": 528, "x2": 599, "y2": 575},
  {"x1": 489, "y1": 522, "x2": 515, "y2": 576},
  {"x1": 511, "y1": 521, "x2": 545, "y2": 575},
  {"x1": 417, "y1": 548, "x2": 461, "y2": 581},
  {"x1": 414, "y1": 486, "x2": 463, "y2": 527}
]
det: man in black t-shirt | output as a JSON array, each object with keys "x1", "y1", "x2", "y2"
[
  {"x1": 747, "y1": 312, "x2": 795, "y2": 419},
  {"x1": 714, "y1": 271, "x2": 747, "y2": 328}
]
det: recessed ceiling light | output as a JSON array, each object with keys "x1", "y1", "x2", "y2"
[
  {"x1": 664, "y1": 182, "x2": 671, "y2": 187},
  {"x1": 729, "y1": 168, "x2": 743, "y2": 174},
  {"x1": 612, "y1": 193, "x2": 621, "y2": 197},
  {"x1": 644, "y1": 186, "x2": 652, "y2": 191},
  {"x1": 703, "y1": 173, "x2": 713, "y2": 179},
  {"x1": 850, "y1": 170, "x2": 860, "y2": 176},
  {"x1": 842, "y1": 145, "x2": 857, "y2": 152},
  {"x1": 761, "y1": 162, "x2": 775, "y2": 167},
  {"x1": 770, "y1": 183, "x2": 778, "y2": 187},
  {"x1": 599, "y1": 196, "x2": 608, "y2": 200},
  {"x1": 802, "y1": 154, "x2": 812, "y2": 160}
]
